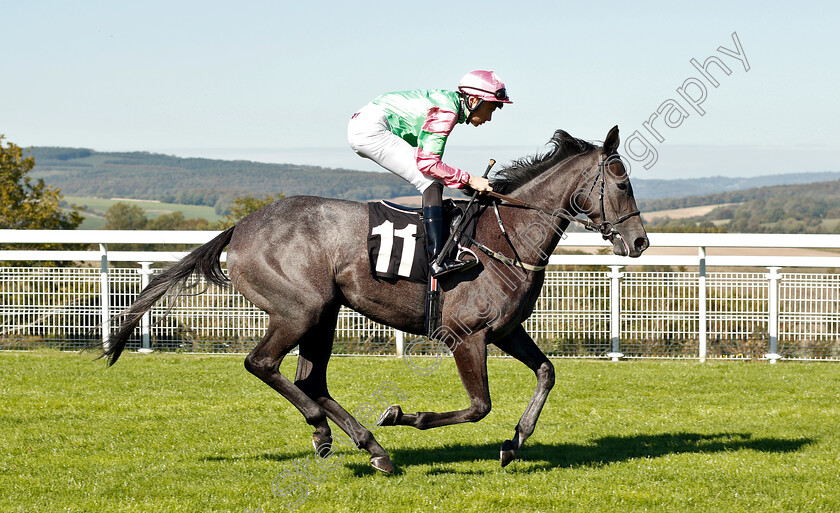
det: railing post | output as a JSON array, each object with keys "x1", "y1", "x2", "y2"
[
  {"x1": 99, "y1": 244, "x2": 110, "y2": 349},
  {"x1": 138, "y1": 262, "x2": 154, "y2": 351},
  {"x1": 607, "y1": 266, "x2": 624, "y2": 361},
  {"x1": 766, "y1": 267, "x2": 782, "y2": 364},
  {"x1": 698, "y1": 246, "x2": 707, "y2": 363},
  {"x1": 395, "y1": 330, "x2": 404, "y2": 358}
]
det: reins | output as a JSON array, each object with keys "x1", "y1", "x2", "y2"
[
  {"x1": 486, "y1": 155, "x2": 640, "y2": 237},
  {"x1": 485, "y1": 190, "x2": 604, "y2": 232},
  {"x1": 466, "y1": 155, "x2": 641, "y2": 272}
]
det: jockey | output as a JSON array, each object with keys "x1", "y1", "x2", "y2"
[{"x1": 348, "y1": 70, "x2": 512, "y2": 277}]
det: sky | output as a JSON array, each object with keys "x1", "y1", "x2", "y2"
[{"x1": 2, "y1": 0, "x2": 839, "y2": 180}]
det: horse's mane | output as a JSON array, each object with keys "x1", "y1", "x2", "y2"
[{"x1": 491, "y1": 130, "x2": 597, "y2": 194}]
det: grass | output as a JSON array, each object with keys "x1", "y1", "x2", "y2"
[
  {"x1": 2, "y1": 351, "x2": 839, "y2": 512},
  {"x1": 63, "y1": 196, "x2": 222, "y2": 229}
]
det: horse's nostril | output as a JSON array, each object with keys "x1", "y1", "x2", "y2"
[{"x1": 635, "y1": 237, "x2": 649, "y2": 251}]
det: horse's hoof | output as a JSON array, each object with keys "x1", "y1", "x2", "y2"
[
  {"x1": 500, "y1": 440, "x2": 517, "y2": 467},
  {"x1": 376, "y1": 405, "x2": 403, "y2": 427},
  {"x1": 312, "y1": 434, "x2": 333, "y2": 458},
  {"x1": 370, "y1": 455, "x2": 394, "y2": 474}
]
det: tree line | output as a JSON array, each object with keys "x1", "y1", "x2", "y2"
[
  {"x1": 101, "y1": 194, "x2": 285, "y2": 231},
  {"x1": 642, "y1": 179, "x2": 840, "y2": 234},
  {"x1": 0, "y1": 137, "x2": 282, "y2": 262},
  {"x1": 9, "y1": 136, "x2": 840, "y2": 239}
]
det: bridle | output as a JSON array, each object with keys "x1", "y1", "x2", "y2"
[
  {"x1": 466, "y1": 153, "x2": 641, "y2": 272},
  {"x1": 486, "y1": 154, "x2": 641, "y2": 238}
]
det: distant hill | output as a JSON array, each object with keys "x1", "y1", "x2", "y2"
[
  {"x1": 637, "y1": 177, "x2": 840, "y2": 212},
  {"x1": 632, "y1": 172, "x2": 840, "y2": 201},
  {"x1": 29, "y1": 146, "x2": 840, "y2": 215},
  {"x1": 29, "y1": 147, "x2": 418, "y2": 214}
]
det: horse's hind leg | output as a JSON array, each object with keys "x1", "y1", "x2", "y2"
[
  {"x1": 492, "y1": 325, "x2": 555, "y2": 467},
  {"x1": 244, "y1": 318, "x2": 332, "y2": 450},
  {"x1": 293, "y1": 304, "x2": 394, "y2": 473}
]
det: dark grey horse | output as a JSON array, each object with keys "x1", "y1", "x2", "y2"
[{"x1": 99, "y1": 126, "x2": 648, "y2": 473}]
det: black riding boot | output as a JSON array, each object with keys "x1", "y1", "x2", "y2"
[{"x1": 423, "y1": 205, "x2": 476, "y2": 277}]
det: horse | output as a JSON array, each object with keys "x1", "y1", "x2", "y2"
[{"x1": 97, "y1": 125, "x2": 649, "y2": 474}]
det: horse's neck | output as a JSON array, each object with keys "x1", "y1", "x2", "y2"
[{"x1": 501, "y1": 155, "x2": 594, "y2": 261}]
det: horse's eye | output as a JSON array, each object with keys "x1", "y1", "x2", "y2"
[{"x1": 616, "y1": 182, "x2": 628, "y2": 191}]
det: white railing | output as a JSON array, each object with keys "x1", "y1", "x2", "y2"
[{"x1": 3, "y1": 230, "x2": 840, "y2": 361}]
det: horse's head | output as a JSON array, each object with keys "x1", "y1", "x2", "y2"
[{"x1": 572, "y1": 126, "x2": 649, "y2": 257}]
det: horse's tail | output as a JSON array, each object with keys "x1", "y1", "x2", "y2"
[{"x1": 96, "y1": 226, "x2": 236, "y2": 366}]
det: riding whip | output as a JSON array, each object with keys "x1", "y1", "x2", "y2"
[{"x1": 434, "y1": 158, "x2": 495, "y2": 266}]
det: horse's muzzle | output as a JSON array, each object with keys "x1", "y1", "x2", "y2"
[{"x1": 609, "y1": 232, "x2": 649, "y2": 258}]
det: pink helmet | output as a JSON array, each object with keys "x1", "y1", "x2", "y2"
[{"x1": 458, "y1": 70, "x2": 512, "y2": 105}]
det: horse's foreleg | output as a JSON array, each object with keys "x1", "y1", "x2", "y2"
[
  {"x1": 379, "y1": 337, "x2": 491, "y2": 430},
  {"x1": 492, "y1": 325, "x2": 555, "y2": 466}
]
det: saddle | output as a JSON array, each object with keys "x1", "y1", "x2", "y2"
[{"x1": 367, "y1": 199, "x2": 480, "y2": 284}]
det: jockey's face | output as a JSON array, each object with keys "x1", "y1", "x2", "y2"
[{"x1": 467, "y1": 98, "x2": 498, "y2": 127}]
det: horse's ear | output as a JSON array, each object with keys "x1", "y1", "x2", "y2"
[{"x1": 603, "y1": 125, "x2": 619, "y2": 155}]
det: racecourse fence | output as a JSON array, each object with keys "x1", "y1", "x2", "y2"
[{"x1": 3, "y1": 230, "x2": 840, "y2": 361}]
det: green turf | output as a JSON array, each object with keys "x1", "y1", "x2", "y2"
[{"x1": 2, "y1": 351, "x2": 838, "y2": 512}]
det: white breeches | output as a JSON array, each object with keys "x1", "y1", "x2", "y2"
[{"x1": 347, "y1": 102, "x2": 436, "y2": 193}]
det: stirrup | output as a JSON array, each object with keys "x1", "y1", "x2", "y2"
[{"x1": 431, "y1": 247, "x2": 478, "y2": 277}]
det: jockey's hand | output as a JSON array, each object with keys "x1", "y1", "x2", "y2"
[{"x1": 467, "y1": 175, "x2": 493, "y2": 194}]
